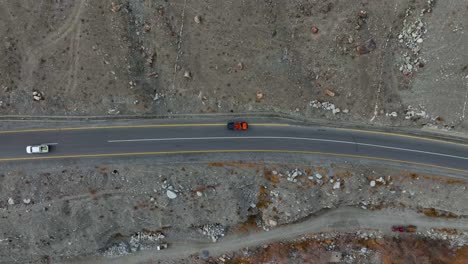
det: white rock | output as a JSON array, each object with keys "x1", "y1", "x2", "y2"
[
  {"x1": 376, "y1": 177, "x2": 384, "y2": 182},
  {"x1": 332, "y1": 108, "x2": 340, "y2": 115},
  {"x1": 417, "y1": 38, "x2": 423, "y2": 43},
  {"x1": 342, "y1": 109, "x2": 350, "y2": 113},
  {"x1": 272, "y1": 170, "x2": 278, "y2": 175},
  {"x1": 196, "y1": 191, "x2": 203, "y2": 197},
  {"x1": 333, "y1": 182, "x2": 341, "y2": 190},
  {"x1": 8, "y1": 198, "x2": 14, "y2": 205},
  {"x1": 330, "y1": 179, "x2": 334, "y2": 183},
  {"x1": 315, "y1": 173, "x2": 322, "y2": 179},
  {"x1": 370, "y1": 180, "x2": 376, "y2": 187},
  {"x1": 166, "y1": 190, "x2": 177, "y2": 199},
  {"x1": 308, "y1": 176, "x2": 314, "y2": 180},
  {"x1": 268, "y1": 219, "x2": 277, "y2": 227},
  {"x1": 23, "y1": 198, "x2": 31, "y2": 204}
]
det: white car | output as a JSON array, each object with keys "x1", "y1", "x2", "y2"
[{"x1": 26, "y1": 144, "x2": 49, "y2": 154}]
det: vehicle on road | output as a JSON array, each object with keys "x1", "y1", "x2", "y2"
[
  {"x1": 26, "y1": 144, "x2": 49, "y2": 154},
  {"x1": 392, "y1": 225, "x2": 417, "y2": 233},
  {"x1": 227, "y1": 121, "x2": 248, "y2": 131}
]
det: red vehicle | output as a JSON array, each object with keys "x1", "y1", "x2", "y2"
[
  {"x1": 392, "y1": 225, "x2": 417, "y2": 233},
  {"x1": 392, "y1": 225, "x2": 405, "y2": 232},
  {"x1": 227, "y1": 121, "x2": 248, "y2": 131}
]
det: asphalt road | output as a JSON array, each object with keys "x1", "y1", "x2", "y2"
[{"x1": 0, "y1": 122, "x2": 467, "y2": 173}]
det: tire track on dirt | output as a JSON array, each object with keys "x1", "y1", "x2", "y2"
[
  {"x1": 19, "y1": 0, "x2": 86, "y2": 93},
  {"x1": 64, "y1": 206, "x2": 468, "y2": 264},
  {"x1": 33, "y1": 0, "x2": 86, "y2": 54}
]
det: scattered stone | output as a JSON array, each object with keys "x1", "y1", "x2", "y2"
[
  {"x1": 355, "y1": 10, "x2": 368, "y2": 29},
  {"x1": 153, "y1": 93, "x2": 163, "y2": 101},
  {"x1": 398, "y1": 13, "x2": 427, "y2": 75},
  {"x1": 405, "y1": 105, "x2": 428, "y2": 120},
  {"x1": 108, "y1": 108, "x2": 120, "y2": 115},
  {"x1": 147, "y1": 72, "x2": 159, "y2": 78},
  {"x1": 32, "y1": 91, "x2": 44, "y2": 101},
  {"x1": 370, "y1": 180, "x2": 376, "y2": 187},
  {"x1": 256, "y1": 91, "x2": 264, "y2": 102},
  {"x1": 325, "y1": 89, "x2": 336, "y2": 97},
  {"x1": 356, "y1": 39, "x2": 376, "y2": 55},
  {"x1": 268, "y1": 219, "x2": 278, "y2": 227},
  {"x1": 311, "y1": 26, "x2": 319, "y2": 34},
  {"x1": 357, "y1": 10, "x2": 368, "y2": 18},
  {"x1": 315, "y1": 173, "x2": 323, "y2": 179},
  {"x1": 287, "y1": 168, "x2": 303, "y2": 182},
  {"x1": 333, "y1": 182, "x2": 341, "y2": 190},
  {"x1": 166, "y1": 190, "x2": 177, "y2": 199},
  {"x1": 236, "y1": 62, "x2": 244, "y2": 70},
  {"x1": 156, "y1": 243, "x2": 168, "y2": 250},
  {"x1": 342, "y1": 109, "x2": 350, "y2": 114},
  {"x1": 194, "y1": 15, "x2": 202, "y2": 24},
  {"x1": 111, "y1": 2, "x2": 121, "y2": 13},
  {"x1": 386, "y1": 111, "x2": 398, "y2": 118},
  {"x1": 196, "y1": 191, "x2": 203, "y2": 197},
  {"x1": 23, "y1": 198, "x2": 31, "y2": 204},
  {"x1": 183, "y1": 70, "x2": 192, "y2": 79},
  {"x1": 201, "y1": 224, "x2": 225, "y2": 242},
  {"x1": 143, "y1": 24, "x2": 151, "y2": 32},
  {"x1": 356, "y1": 45, "x2": 369, "y2": 55},
  {"x1": 146, "y1": 53, "x2": 156, "y2": 66},
  {"x1": 310, "y1": 100, "x2": 347, "y2": 115},
  {"x1": 365, "y1": 39, "x2": 377, "y2": 51},
  {"x1": 8, "y1": 198, "x2": 14, "y2": 205}
]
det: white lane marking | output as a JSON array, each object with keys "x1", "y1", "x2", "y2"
[{"x1": 107, "y1": 136, "x2": 468, "y2": 161}]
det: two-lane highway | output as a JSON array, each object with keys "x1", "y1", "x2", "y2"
[{"x1": 0, "y1": 122, "x2": 467, "y2": 173}]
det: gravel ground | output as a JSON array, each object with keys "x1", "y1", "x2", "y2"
[
  {"x1": 0, "y1": 156, "x2": 466, "y2": 263},
  {"x1": 0, "y1": 0, "x2": 467, "y2": 134}
]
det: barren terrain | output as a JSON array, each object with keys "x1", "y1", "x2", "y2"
[
  {"x1": 0, "y1": 156, "x2": 466, "y2": 263},
  {"x1": 1, "y1": 0, "x2": 467, "y2": 133}
]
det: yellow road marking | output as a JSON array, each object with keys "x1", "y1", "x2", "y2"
[
  {"x1": 0, "y1": 149, "x2": 466, "y2": 173},
  {"x1": 336, "y1": 128, "x2": 468, "y2": 147},
  {"x1": 0, "y1": 123, "x2": 289, "y2": 134}
]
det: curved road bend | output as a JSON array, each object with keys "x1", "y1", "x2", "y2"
[{"x1": 0, "y1": 122, "x2": 467, "y2": 173}]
